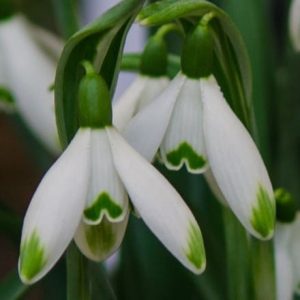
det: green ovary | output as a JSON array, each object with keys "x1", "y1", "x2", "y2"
[
  {"x1": 251, "y1": 185, "x2": 275, "y2": 239},
  {"x1": 19, "y1": 231, "x2": 46, "y2": 281},
  {"x1": 185, "y1": 222, "x2": 206, "y2": 270},
  {"x1": 165, "y1": 142, "x2": 206, "y2": 171},
  {"x1": 84, "y1": 192, "x2": 123, "y2": 222}
]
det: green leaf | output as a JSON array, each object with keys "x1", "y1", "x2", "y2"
[
  {"x1": 138, "y1": 0, "x2": 253, "y2": 130},
  {"x1": 55, "y1": 0, "x2": 145, "y2": 147},
  {"x1": 51, "y1": 0, "x2": 79, "y2": 38},
  {"x1": 0, "y1": 269, "x2": 28, "y2": 300}
]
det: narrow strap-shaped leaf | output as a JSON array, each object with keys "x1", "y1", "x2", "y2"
[
  {"x1": 137, "y1": 0, "x2": 253, "y2": 130},
  {"x1": 55, "y1": 0, "x2": 145, "y2": 147},
  {"x1": 51, "y1": 0, "x2": 79, "y2": 38}
]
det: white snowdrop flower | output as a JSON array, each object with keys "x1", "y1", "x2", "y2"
[
  {"x1": 19, "y1": 63, "x2": 205, "y2": 284},
  {"x1": 0, "y1": 14, "x2": 63, "y2": 153},
  {"x1": 289, "y1": 0, "x2": 300, "y2": 51}
]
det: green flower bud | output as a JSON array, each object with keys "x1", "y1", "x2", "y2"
[
  {"x1": 78, "y1": 61, "x2": 112, "y2": 128},
  {"x1": 275, "y1": 188, "x2": 297, "y2": 223},
  {"x1": 140, "y1": 36, "x2": 168, "y2": 77},
  {"x1": 181, "y1": 23, "x2": 214, "y2": 79}
]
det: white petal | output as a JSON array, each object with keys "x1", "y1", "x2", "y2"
[
  {"x1": 0, "y1": 14, "x2": 60, "y2": 154},
  {"x1": 74, "y1": 212, "x2": 129, "y2": 262},
  {"x1": 83, "y1": 129, "x2": 128, "y2": 225},
  {"x1": 289, "y1": 213, "x2": 300, "y2": 294},
  {"x1": 113, "y1": 75, "x2": 169, "y2": 131},
  {"x1": 275, "y1": 223, "x2": 294, "y2": 300},
  {"x1": 123, "y1": 73, "x2": 185, "y2": 162},
  {"x1": 202, "y1": 75, "x2": 275, "y2": 240},
  {"x1": 204, "y1": 169, "x2": 227, "y2": 206},
  {"x1": 160, "y1": 76, "x2": 208, "y2": 174},
  {"x1": 107, "y1": 127, "x2": 206, "y2": 274},
  {"x1": 289, "y1": 0, "x2": 300, "y2": 51},
  {"x1": 18, "y1": 129, "x2": 91, "y2": 284},
  {"x1": 29, "y1": 22, "x2": 63, "y2": 61}
]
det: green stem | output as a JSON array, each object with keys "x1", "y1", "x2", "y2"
[
  {"x1": 250, "y1": 239, "x2": 276, "y2": 300},
  {"x1": 66, "y1": 243, "x2": 90, "y2": 300},
  {"x1": 223, "y1": 208, "x2": 252, "y2": 300}
]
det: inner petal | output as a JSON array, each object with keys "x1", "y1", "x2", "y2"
[
  {"x1": 83, "y1": 129, "x2": 128, "y2": 225},
  {"x1": 160, "y1": 77, "x2": 208, "y2": 174}
]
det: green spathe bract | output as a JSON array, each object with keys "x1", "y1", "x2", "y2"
[
  {"x1": 19, "y1": 231, "x2": 46, "y2": 282},
  {"x1": 78, "y1": 61, "x2": 112, "y2": 128},
  {"x1": 166, "y1": 142, "x2": 207, "y2": 172},
  {"x1": 84, "y1": 192, "x2": 123, "y2": 222},
  {"x1": 85, "y1": 219, "x2": 117, "y2": 256},
  {"x1": 251, "y1": 185, "x2": 275, "y2": 239},
  {"x1": 185, "y1": 222, "x2": 206, "y2": 271}
]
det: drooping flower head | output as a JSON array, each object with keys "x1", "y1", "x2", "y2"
[
  {"x1": 289, "y1": 0, "x2": 300, "y2": 52},
  {"x1": 0, "y1": 13, "x2": 62, "y2": 153},
  {"x1": 118, "y1": 18, "x2": 275, "y2": 240},
  {"x1": 19, "y1": 61, "x2": 206, "y2": 284},
  {"x1": 113, "y1": 25, "x2": 173, "y2": 131}
]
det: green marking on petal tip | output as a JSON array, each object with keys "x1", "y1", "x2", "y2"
[
  {"x1": 84, "y1": 192, "x2": 123, "y2": 222},
  {"x1": 166, "y1": 142, "x2": 206, "y2": 172},
  {"x1": 19, "y1": 231, "x2": 46, "y2": 281},
  {"x1": 85, "y1": 219, "x2": 117, "y2": 257},
  {"x1": 251, "y1": 185, "x2": 275, "y2": 239},
  {"x1": 185, "y1": 222, "x2": 205, "y2": 271}
]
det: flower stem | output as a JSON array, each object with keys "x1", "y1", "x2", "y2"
[
  {"x1": 223, "y1": 208, "x2": 252, "y2": 300},
  {"x1": 66, "y1": 243, "x2": 90, "y2": 300},
  {"x1": 250, "y1": 239, "x2": 276, "y2": 300}
]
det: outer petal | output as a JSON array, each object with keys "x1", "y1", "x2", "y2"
[
  {"x1": 113, "y1": 75, "x2": 169, "y2": 131},
  {"x1": 160, "y1": 77, "x2": 208, "y2": 174},
  {"x1": 74, "y1": 211, "x2": 129, "y2": 262},
  {"x1": 204, "y1": 169, "x2": 227, "y2": 206},
  {"x1": 289, "y1": 213, "x2": 300, "y2": 294},
  {"x1": 83, "y1": 129, "x2": 128, "y2": 225},
  {"x1": 123, "y1": 73, "x2": 185, "y2": 162},
  {"x1": 202, "y1": 76, "x2": 275, "y2": 240},
  {"x1": 18, "y1": 129, "x2": 91, "y2": 284},
  {"x1": 275, "y1": 223, "x2": 294, "y2": 300},
  {"x1": 289, "y1": 0, "x2": 300, "y2": 51},
  {"x1": 0, "y1": 14, "x2": 60, "y2": 154},
  {"x1": 107, "y1": 127, "x2": 206, "y2": 274}
]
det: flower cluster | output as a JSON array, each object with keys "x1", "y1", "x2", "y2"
[{"x1": 16, "y1": 12, "x2": 276, "y2": 286}]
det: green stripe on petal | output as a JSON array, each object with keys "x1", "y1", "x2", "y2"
[
  {"x1": 251, "y1": 185, "x2": 275, "y2": 239},
  {"x1": 85, "y1": 220, "x2": 117, "y2": 255},
  {"x1": 185, "y1": 222, "x2": 206, "y2": 271},
  {"x1": 166, "y1": 142, "x2": 207, "y2": 172},
  {"x1": 19, "y1": 231, "x2": 46, "y2": 282},
  {"x1": 84, "y1": 192, "x2": 123, "y2": 223}
]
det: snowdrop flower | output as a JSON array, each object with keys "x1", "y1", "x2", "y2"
[
  {"x1": 289, "y1": 0, "x2": 300, "y2": 51},
  {"x1": 121, "y1": 23, "x2": 275, "y2": 240},
  {"x1": 275, "y1": 189, "x2": 300, "y2": 300},
  {"x1": 275, "y1": 223, "x2": 294, "y2": 300},
  {"x1": 19, "y1": 62, "x2": 205, "y2": 284},
  {"x1": 113, "y1": 29, "x2": 172, "y2": 131},
  {"x1": 0, "y1": 14, "x2": 63, "y2": 154}
]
